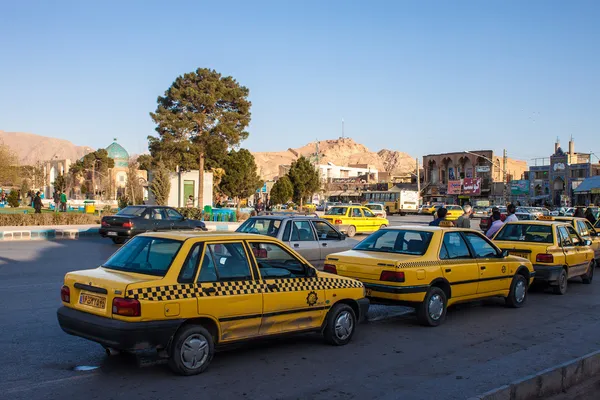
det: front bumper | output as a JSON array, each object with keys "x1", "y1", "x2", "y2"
[
  {"x1": 532, "y1": 265, "x2": 564, "y2": 282},
  {"x1": 57, "y1": 306, "x2": 184, "y2": 351},
  {"x1": 357, "y1": 297, "x2": 370, "y2": 322}
]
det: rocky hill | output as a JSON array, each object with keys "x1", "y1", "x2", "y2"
[
  {"x1": 253, "y1": 137, "x2": 415, "y2": 180},
  {"x1": 0, "y1": 131, "x2": 94, "y2": 165}
]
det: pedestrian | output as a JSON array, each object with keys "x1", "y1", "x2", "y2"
[
  {"x1": 33, "y1": 191, "x2": 43, "y2": 214},
  {"x1": 574, "y1": 207, "x2": 585, "y2": 218},
  {"x1": 486, "y1": 211, "x2": 504, "y2": 238},
  {"x1": 455, "y1": 204, "x2": 473, "y2": 228},
  {"x1": 60, "y1": 191, "x2": 68, "y2": 212},
  {"x1": 186, "y1": 195, "x2": 194, "y2": 208},
  {"x1": 255, "y1": 199, "x2": 264, "y2": 214},
  {"x1": 53, "y1": 191, "x2": 60, "y2": 212},
  {"x1": 585, "y1": 208, "x2": 597, "y2": 225},
  {"x1": 505, "y1": 203, "x2": 518, "y2": 223},
  {"x1": 430, "y1": 207, "x2": 453, "y2": 226}
]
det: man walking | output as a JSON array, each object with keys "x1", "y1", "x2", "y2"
[
  {"x1": 456, "y1": 204, "x2": 473, "y2": 228},
  {"x1": 33, "y1": 191, "x2": 43, "y2": 213},
  {"x1": 486, "y1": 211, "x2": 504, "y2": 238},
  {"x1": 430, "y1": 207, "x2": 453, "y2": 226},
  {"x1": 505, "y1": 203, "x2": 518, "y2": 223}
]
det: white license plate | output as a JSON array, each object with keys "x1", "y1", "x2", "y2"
[
  {"x1": 107, "y1": 232, "x2": 118, "y2": 237},
  {"x1": 79, "y1": 293, "x2": 106, "y2": 309}
]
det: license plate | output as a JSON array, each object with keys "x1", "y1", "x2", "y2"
[
  {"x1": 79, "y1": 293, "x2": 106, "y2": 309},
  {"x1": 510, "y1": 252, "x2": 528, "y2": 258},
  {"x1": 365, "y1": 288, "x2": 372, "y2": 296},
  {"x1": 107, "y1": 232, "x2": 117, "y2": 237}
]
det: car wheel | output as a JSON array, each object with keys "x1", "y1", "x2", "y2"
[
  {"x1": 168, "y1": 325, "x2": 214, "y2": 376},
  {"x1": 416, "y1": 287, "x2": 447, "y2": 327},
  {"x1": 582, "y1": 261, "x2": 594, "y2": 284},
  {"x1": 323, "y1": 303, "x2": 356, "y2": 346},
  {"x1": 552, "y1": 268, "x2": 568, "y2": 295},
  {"x1": 346, "y1": 226, "x2": 357, "y2": 237},
  {"x1": 505, "y1": 274, "x2": 528, "y2": 308},
  {"x1": 380, "y1": 224, "x2": 387, "y2": 229},
  {"x1": 111, "y1": 237, "x2": 126, "y2": 245}
]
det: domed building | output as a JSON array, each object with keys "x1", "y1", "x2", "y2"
[{"x1": 106, "y1": 139, "x2": 130, "y2": 198}]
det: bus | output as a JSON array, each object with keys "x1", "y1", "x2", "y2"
[{"x1": 362, "y1": 190, "x2": 420, "y2": 215}]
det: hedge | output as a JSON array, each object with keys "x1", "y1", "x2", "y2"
[{"x1": 0, "y1": 213, "x2": 101, "y2": 227}]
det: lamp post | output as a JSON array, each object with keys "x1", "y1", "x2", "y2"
[{"x1": 464, "y1": 150, "x2": 508, "y2": 205}]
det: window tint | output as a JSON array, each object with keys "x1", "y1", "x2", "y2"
[
  {"x1": 464, "y1": 233, "x2": 498, "y2": 258},
  {"x1": 584, "y1": 221, "x2": 597, "y2": 236},
  {"x1": 197, "y1": 243, "x2": 252, "y2": 282},
  {"x1": 577, "y1": 221, "x2": 589, "y2": 237},
  {"x1": 117, "y1": 206, "x2": 146, "y2": 216},
  {"x1": 166, "y1": 208, "x2": 183, "y2": 220},
  {"x1": 237, "y1": 218, "x2": 282, "y2": 237},
  {"x1": 352, "y1": 208, "x2": 363, "y2": 217},
  {"x1": 558, "y1": 226, "x2": 573, "y2": 247},
  {"x1": 104, "y1": 237, "x2": 182, "y2": 276},
  {"x1": 291, "y1": 221, "x2": 315, "y2": 241},
  {"x1": 249, "y1": 242, "x2": 309, "y2": 279},
  {"x1": 494, "y1": 224, "x2": 553, "y2": 244},
  {"x1": 179, "y1": 244, "x2": 201, "y2": 282},
  {"x1": 312, "y1": 221, "x2": 340, "y2": 240},
  {"x1": 566, "y1": 225, "x2": 581, "y2": 245},
  {"x1": 440, "y1": 232, "x2": 471, "y2": 259},
  {"x1": 282, "y1": 221, "x2": 291, "y2": 241},
  {"x1": 325, "y1": 207, "x2": 348, "y2": 216},
  {"x1": 354, "y1": 229, "x2": 433, "y2": 255},
  {"x1": 362, "y1": 208, "x2": 375, "y2": 218}
]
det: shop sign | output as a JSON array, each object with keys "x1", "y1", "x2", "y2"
[
  {"x1": 463, "y1": 178, "x2": 482, "y2": 195},
  {"x1": 476, "y1": 166, "x2": 490, "y2": 173},
  {"x1": 447, "y1": 180, "x2": 462, "y2": 195},
  {"x1": 510, "y1": 180, "x2": 530, "y2": 195}
]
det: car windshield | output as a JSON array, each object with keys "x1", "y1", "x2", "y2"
[
  {"x1": 367, "y1": 205, "x2": 383, "y2": 211},
  {"x1": 354, "y1": 229, "x2": 433, "y2": 255},
  {"x1": 326, "y1": 207, "x2": 348, "y2": 216},
  {"x1": 117, "y1": 206, "x2": 146, "y2": 216},
  {"x1": 103, "y1": 236, "x2": 182, "y2": 276},
  {"x1": 494, "y1": 224, "x2": 554, "y2": 244},
  {"x1": 447, "y1": 205, "x2": 462, "y2": 210},
  {"x1": 237, "y1": 218, "x2": 282, "y2": 237}
]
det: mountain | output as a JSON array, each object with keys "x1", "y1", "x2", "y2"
[
  {"x1": 0, "y1": 131, "x2": 94, "y2": 165},
  {"x1": 253, "y1": 137, "x2": 415, "y2": 180}
]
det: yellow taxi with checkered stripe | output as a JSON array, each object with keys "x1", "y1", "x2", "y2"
[
  {"x1": 492, "y1": 217, "x2": 595, "y2": 295},
  {"x1": 57, "y1": 232, "x2": 368, "y2": 375},
  {"x1": 323, "y1": 222, "x2": 534, "y2": 326},
  {"x1": 553, "y1": 217, "x2": 600, "y2": 263}
]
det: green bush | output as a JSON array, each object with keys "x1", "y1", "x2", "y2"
[
  {"x1": 7, "y1": 191, "x2": 19, "y2": 208},
  {"x1": 0, "y1": 213, "x2": 100, "y2": 226}
]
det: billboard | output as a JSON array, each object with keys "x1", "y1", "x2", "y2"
[
  {"x1": 510, "y1": 180, "x2": 530, "y2": 195},
  {"x1": 462, "y1": 178, "x2": 482, "y2": 195},
  {"x1": 476, "y1": 166, "x2": 490, "y2": 173},
  {"x1": 447, "y1": 180, "x2": 462, "y2": 195}
]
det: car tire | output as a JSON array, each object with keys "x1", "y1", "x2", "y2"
[
  {"x1": 582, "y1": 261, "x2": 594, "y2": 284},
  {"x1": 416, "y1": 287, "x2": 447, "y2": 327},
  {"x1": 111, "y1": 237, "x2": 126, "y2": 245},
  {"x1": 346, "y1": 226, "x2": 357, "y2": 237},
  {"x1": 552, "y1": 268, "x2": 568, "y2": 295},
  {"x1": 168, "y1": 325, "x2": 214, "y2": 376},
  {"x1": 323, "y1": 303, "x2": 356, "y2": 346},
  {"x1": 505, "y1": 274, "x2": 528, "y2": 308}
]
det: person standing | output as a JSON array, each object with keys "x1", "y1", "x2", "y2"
[
  {"x1": 486, "y1": 211, "x2": 504, "y2": 238},
  {"x1": 53, "y1": 191, "x2": 60, "y2": 212},
  {"x1": 585, "y1": 207, "x2": 597, "y2": 225},
  {"x1": 60, "y1": 191, "x2": 68, "y2": 212},
  {"x1": 505, "y1": 203, "x2": 518, "y2": 223},
  {"x1": 430, "y1": 207, "x2": 453, "y2": 226},
  {"x1": 455, "y1": 204, "x2": 473, "y2": 228},
  {"x1": 33, "y1": 191, "x2": 43, "y2": 214},
  {"x1": 186, "y1": 195, "x2": 194, "y2": 208}
]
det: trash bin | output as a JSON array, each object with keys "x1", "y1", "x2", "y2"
[{"x1": 83, "y1": 200, "x2": 96, "y2": 214}]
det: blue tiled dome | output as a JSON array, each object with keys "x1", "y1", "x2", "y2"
[{"x1": 106, "y1": 140, "x2": 129, "y2": 168}]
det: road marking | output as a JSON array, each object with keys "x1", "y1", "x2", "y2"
[{"x1": 4, "y1": 372, "x2": 99, "y2": 394}]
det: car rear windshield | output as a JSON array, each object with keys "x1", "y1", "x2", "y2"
[
  {"x1": 354, "y1": 229, "x2": 433, "y2": 255},
  {"x1": 117, "y1": 206, "x2": 146, "y2": 217},
  {"x1": 326, "y1": 207, "x2": 348, "y2": 216},
  {"x1": 494, "y1": 224, "x2": 554, "y2": 244},
  {"x1": 367, "y1": 205, "x2": 383, "y2": 211},
  {"x1": 103, "y1": 236, "x2": 182, "y2": 276},
  {"x1": 237, "y1": 218, "x2": 282, "y2": 237}
]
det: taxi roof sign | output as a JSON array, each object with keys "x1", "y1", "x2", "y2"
[
  {"x1": 439, "y1": 221, "x2": 456, "y2": 227},
  {"x1": 537, "y1": 216, "x2": 555, "y2": 221}
]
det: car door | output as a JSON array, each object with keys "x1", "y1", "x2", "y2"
[
  {"x1": 247, "y1": 240, "x2": 325, "y2": 335},
  {"x1": 311, "y1": 220, "x2": 348, "y2": 268},
  {"x1": 361, "y1": 207, "x2": 379, "y2": 231},
  {"x1": 195, "y1": 241, "x2": 263, "y2": 341},
  {"x1": 286, "y1": 220, "x2": 321, "y2": 266},
  {"x1": 463, "y1": 232, "x2": 511, "y2": 294},
  {"x1": 557, "y1": 226, "x2": 584, "y2": 278},
  {"x1": 439, "y1": 232, "x2": 479, "y2": 298},
  {"x1": 582, "y1": 220, "x2": 600, "y2": 259},
  {"x1": 149, "y1": 208, "x2": 170, "y2": 231},
  {"x1": 564, "y1": 225, "x2": 591, "y2": 274},
  {"x1": 350, "y1": 207, "x2": 366, "y2": 233},
  {"x1": 165, "y1": 208, "x2": 188, "y2": 230}
]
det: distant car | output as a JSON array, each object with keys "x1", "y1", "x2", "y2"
[
  {"x1": 236, "y1": 214, "x2": 355, "y2": 269},
  {"x1": 472, "y1": 206, "x2": 488, "y2": 219},
  {"x1": 99, "y1": 205, "x2": 207, "y2": 244},
  {"x1": 365, "y1": 203, "x2": 387, "y2": 219},
  {"x1": 323, "y1": 205, "x2": 389, "y2": 238},
  {"x1": 480, "y1": 207, "x2": 507, "y2": 232},
  {"x1": 444, "y1": 205, "x2": 464, "y2": 221},
  {"x1": 515, "y1": 212, "x2": 537, "y2": 221}
]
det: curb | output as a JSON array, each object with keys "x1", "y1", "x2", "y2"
[{"x1": 468, "y1": 349, "x2": 600, "y2": 400}]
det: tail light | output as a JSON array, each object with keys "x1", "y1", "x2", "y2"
[
  {"x1": 112, "y1": 298, "x2": 141, "y2": 317},
  {"x1": 323, "y1": 264, "x2": 337, "y2": 274},
  {"x1": 101, "y1": 220, "x2": 109, "y2": 227},
  {"x1": 536, "y1": 253, "x2": 554, "y2": 263},
  {"x1": 380, "y1": 270, "x2": 405, "y2": 282},
  {"x1": 122, "y1": 221, "x2": 134, "y2": 229},
  {"x1": 60, "y1": 285, "x2": 70, "y2": 303},
  {"x1": 334, "y1": 219, "x2": 343, "y2": 225}
]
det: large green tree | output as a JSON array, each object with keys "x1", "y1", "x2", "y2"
[
  {"x1": 269, "y1": 176, "x2": 293, "y2": 205},
  {"x1": 53, "y1": 173, "x2": 67, "y2": 193},
  {"x1": 288, "y1": 156, "x2": 320, "y2": 207},
  {"x1": 149, "y1": 68, "x2": 251, "y2": 206},
  {"x1": 69, "y1": 149, "x2": 115, "y2": 198},
  {"x1": 219, "y1": 149, "x2": 262, "y2": 207}
]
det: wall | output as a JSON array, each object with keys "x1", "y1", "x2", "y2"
[
  {"x1": 318, "y1": 164, "x2": 378, "y2": 181},
  {"x1": 148, "y1": 170, "x2": 213, "y2": 208}
]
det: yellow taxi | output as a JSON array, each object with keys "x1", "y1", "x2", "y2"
[
  {"x1": 445, "y1": 205, "x2": 465, "y2": 221},
  {"x1": 492, "y1": 217, "x2": 595, "y2": 295},
  {"x1": 323, "y1": 222, "x2": 534, "y2": 326},
  {"x1": 554, "y1": 217, "x2": 600, "y2": 263},
  {"x1": 323, "y1": 205, "x2": 389, "y2": 237},
  {"x1": 57, "y1": 232, "x2": 368, "y2": 375},
  {"x1": 421, "y1": 204, "x2": 443, "y2": 215}
]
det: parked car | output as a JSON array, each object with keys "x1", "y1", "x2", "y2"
[
  {"x1": 472, "y1": 206, "x2": 489, "y2": 219},
  {"x1": 236, "y1": 214, "x2": 355, "y2": 269},
  {"x1": 365, "y1": 203, "x2": 387, "y2": 219},
  {"x1": 323, "y1": 205, "x2": 389, "y2": 238},
  {"x1": 57, "y1": 232, "x2": 368, "y2": 375},
  {"x1": 99, "y1": 205, "x2": 207, "y2": 244}
]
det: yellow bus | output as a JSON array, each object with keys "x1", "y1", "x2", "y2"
[{"x1": 362, "y1": 190, "x2": 419, "y2": 216}]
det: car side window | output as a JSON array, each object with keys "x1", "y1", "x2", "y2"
[
  {"x1": 197, "y1": 242, "x2": 252, "y2": 282},
  {"x1": 464, "y1": 233, "x2": 498, "y2": 258},
  {"x1": 166, "y1": 209, "x2": 183, "y2": 220},
  {"x1": 291, "y1": 221, "x2": 315, "y2": 241},
  {"x1": 151, "y1": 209, "x2": 164, "y2": 220},
  {"x1": 363, "y1": 208, "x2": 375, "y2": 218},
  {"x1": 440, "y1": 232, "x2": 471, "y2": 259},
  {"x1": 352, "y1": 208, "x2": 363, "y2": 217},
  {"x1": 282, "y1": 221, "x2": 291, "y2": 241},
  {"x1": 577, "y1": 221, "x2": 589, "y2": 237},
  {"x1": 312, "y1": 220, "x2": 341, "y2": 240},
  {"x1": 557, "y1": 226, "x2": 573, "y2": 247},
  {"x1": 584, "y1": 221, "x2": 597, "y2": 236},
  {"x1": 249, "y1": 242, "x2": 309, "y2": 279},
  {"x1": 566, "y1": 225, "x2": 581, "y2": 245},
  {"x1": 179, "y1": 244, "x2": 202, "y2": 283}
]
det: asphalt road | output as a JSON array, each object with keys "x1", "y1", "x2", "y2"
[{"x1": 2, "y1": 216, "x2": 600, "y2": 400}]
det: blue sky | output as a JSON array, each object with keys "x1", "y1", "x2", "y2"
[{"x1": 1, "y1": 0, "x2": 598, "y2": 162}]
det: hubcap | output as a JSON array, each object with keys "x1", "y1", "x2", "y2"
[
  {"x1": 334, "y1": 311, "x2": 354, "y2": 340},
  {"x1": 515, "y1": 279, "x2": 526, "y2": 303},
  {"x1": 180, "y1": 334, "x2": 209, "y2": 370},
  {"x1": 428, "y1": 294, "x2": 444, "y2": 320}
]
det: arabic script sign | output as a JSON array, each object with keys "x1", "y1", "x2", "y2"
[
  {"x1": 447, "y1": 180, "x2": 462, "y2": 195},
  {"x1": 462, "y1": 178, "x2": 482, "y2": 195}
]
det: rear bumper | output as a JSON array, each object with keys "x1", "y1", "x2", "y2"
[
  {"x1": 57, "y1": 306, "x2": 183, "y2": 351},
  {"x1": 99, "y1": 228, "x2": 136, "y2": 238},
  {"x1": 357, "y1": 297, "x2": 370, "y2": 322},
  {"x1": 532, "y1": 265, "x2": 563, "y2": 282}
]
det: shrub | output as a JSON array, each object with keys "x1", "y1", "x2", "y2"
[
  {"x1": 7, "y1": 191, "x2": 19, "y2": 208},
  {"x1": 0, "y1": 213, "x2": 100, "y2": 226}
]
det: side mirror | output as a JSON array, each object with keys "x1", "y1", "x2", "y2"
[
  {"x1": 584, "y1": 239, "x2": 593, "y2": 246},
  {"x1": 501, "y1": 250, "x2": 509, "y2": 258},
  {"x1": 306, "y1": 266, "x2": 317, "y2": 277},
  {"x1": 340, "y1": 233, "x2": 346, "y2": 240}
]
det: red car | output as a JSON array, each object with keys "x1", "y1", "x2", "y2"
[{"x1": 479, "y1": 207, "x2": 507, "y2": 232}]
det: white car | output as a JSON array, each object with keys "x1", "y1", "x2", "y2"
[{"x1": 365, "y1": 203, "x2": 387, "y2": 218}]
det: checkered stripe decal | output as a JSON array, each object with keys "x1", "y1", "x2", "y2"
[
  {"x1": 127, "y1": 277, "x2": 362, "y2": 301},
  {"x1": 395, "y1": 260, "x2": 480, "y2": 269}
]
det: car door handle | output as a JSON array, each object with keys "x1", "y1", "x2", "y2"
[
  {"x1": 445, "y1": 268, "x2": 451, "y2": 273},
  {"x1": 480, "y1": 266, "x2": 487, "y2": 270},
  {"x1": 267, "y1": 283, "x2": 278, "y2": 291},
  {"x1": 202, "y1": 287, "x2": 216, "y2": 294},
  {"x1": 322, "y1": 243, "x2": 328, "y2": 247},
  {"x1": 293, "y1": 244, "x2": 299, "y2": 248}
]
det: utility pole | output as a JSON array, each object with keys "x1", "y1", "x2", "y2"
[
  {"x1": 416, "y1": 158, "x2": 421, "y2": 198},
  {"x1": 503, "y1": 149, "x2": 508, "y2": 205},
  {"x1": 341, "y1": 119, "x2": 345, "y2": 139}
]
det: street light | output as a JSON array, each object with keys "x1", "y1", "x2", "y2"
[{"x1": 464, "y1": 150, "x2": 508, "y2": 205}]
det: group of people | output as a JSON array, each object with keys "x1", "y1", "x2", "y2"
[
  {"x1": 429, "y1": 203, "x2": 518, "y2": 238},
  {"x1": 53, "y1": 190, "x2": 68, "y2": 212}
]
